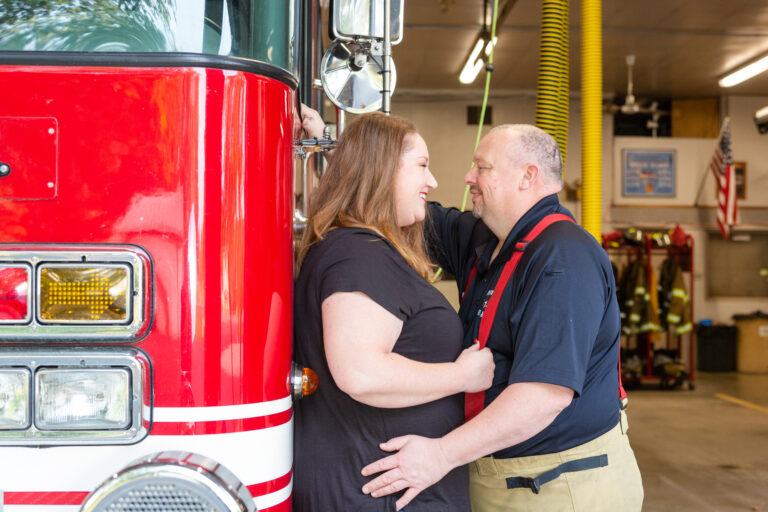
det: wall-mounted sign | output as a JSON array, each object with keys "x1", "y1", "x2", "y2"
[
  {"x1": 734, "y1": 161, "x2": 746, "y2": 199},
  {"x1": 622, "y1": 149, "x2": 676, "y2": 197}
]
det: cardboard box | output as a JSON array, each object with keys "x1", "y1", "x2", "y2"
[{"x1": 734, "y1": 312, "x2": 768, "y2": 374}]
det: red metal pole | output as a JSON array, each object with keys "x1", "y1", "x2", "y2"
[
  {"x1": 688, "y1": 234, "x2": 695, "y2": 384},
  {"x1": 645, "y1": 234, "x2": 653, "y2": 379}
]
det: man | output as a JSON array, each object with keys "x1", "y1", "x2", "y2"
[{"x1": 361, "y1": 125, "x2": 644, "y2": 511}]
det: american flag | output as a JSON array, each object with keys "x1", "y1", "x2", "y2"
[{"x1": 710, "y1": 118, "x2": 737, "y2": 239}]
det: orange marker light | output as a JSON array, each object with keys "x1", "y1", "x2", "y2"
[
  {"x1": 291, "y1": 363, "x2": 319, "y2": 400},
  {"x1": 301, "y1": 367, "x2": 319, "y2": 397}
]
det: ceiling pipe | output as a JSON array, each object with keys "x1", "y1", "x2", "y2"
[{"x1": 581, "y1": 0, "x2": 602, "y2": 240}]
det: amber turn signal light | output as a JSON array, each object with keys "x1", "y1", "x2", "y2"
[
  {"x1": 290, "y1": 362, "x2": 318, "y2": 400},
  {"x1": 301, "y1": 367, "x2": 319, "y2": 396},
  {"x1": 38, "y1": 265, "x2": 130, "y2": 323}
]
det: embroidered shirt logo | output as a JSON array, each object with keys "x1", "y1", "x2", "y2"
[{"x1": 477, "y1": 289, "x2": 494, "y2": 318}]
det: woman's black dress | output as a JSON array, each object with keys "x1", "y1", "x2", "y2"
[{"x1": 293, "y1": 228, "x2": 470, "y2": 511}]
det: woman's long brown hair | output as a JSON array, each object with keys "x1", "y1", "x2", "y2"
[{"x1": 297, "y1": 112, "x2": 434, "y2": 279}]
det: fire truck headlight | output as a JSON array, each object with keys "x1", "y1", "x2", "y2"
[
  {"x1": 38, "y1": 265, "x2": 130, "y2": 323},
  {"x1": 35, "y1": 369, "x2": 131, "y2": 430},
  {"x1": 0, "y1": 369, "x2": 31, "y2": 429}
]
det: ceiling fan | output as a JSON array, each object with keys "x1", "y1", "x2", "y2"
[
  {"x1": 606, "y1": 54, "x2": 667, "y2": 116},
  {"x1": 606, "y1": 54, "x2": 669, "y2": 136}
]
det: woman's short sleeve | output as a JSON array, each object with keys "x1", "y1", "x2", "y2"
[{"x1": 316, "y1": 230, "x2": 414, "y2": 321}]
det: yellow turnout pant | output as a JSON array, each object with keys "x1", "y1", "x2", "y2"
[{"x1": 469, "y1": 411, "x2": 643, "y2": 511}]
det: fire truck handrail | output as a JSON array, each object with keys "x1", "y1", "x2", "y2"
[{"x1": 0, "y1": 50, "x2": 299, "y2": 90}]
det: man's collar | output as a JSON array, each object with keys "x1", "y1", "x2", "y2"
[{"x1": 475, "y1": 194, "x2": 566, "y2": 273}]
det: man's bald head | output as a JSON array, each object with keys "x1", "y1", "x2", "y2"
[{"x1": 489, "y1": 124, "x2": 564, "y2": 189}]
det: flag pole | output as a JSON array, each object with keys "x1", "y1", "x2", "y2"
[
  {"x1": 692, "y1": 162, "x2": 710, "y2": 207},
  {"x1": 693, "y1": 117, "x2": 729, "y2": 207}
]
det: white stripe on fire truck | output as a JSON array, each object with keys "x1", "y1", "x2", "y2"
[
  {"x1": 254, "y1": 476, "x2": 293, "y2": 510},
  {"x1": 0, "y1": 478, "x2": 292, "y2": 511},
  {"x1": 153, "y1": 395, "x2": 292, "y2": 422},
  {"x1": 0, "y1": 421, "x2": 292, "y2": 494}
]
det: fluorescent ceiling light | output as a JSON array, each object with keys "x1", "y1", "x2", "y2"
[
  {"x1": 485, "y1": 37, "x2": 497, "y2": 56},
  {"x1": 459, "y1": 39, "x2": 485, "y2": 84},
  {"x1": 719, "y1": 55, "x2": 768, "y2": 88},
  {"x1": 459, "y1": 36, "x2": 497, "y2": 84}
]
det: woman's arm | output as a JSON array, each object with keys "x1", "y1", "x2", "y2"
[{"x1": 322, "y1": 291, "x2": 494, "y2": 408}]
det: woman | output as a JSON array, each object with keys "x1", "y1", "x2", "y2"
[{"x1": 293, "y1": 109, "x2": 494, "y2": 512}]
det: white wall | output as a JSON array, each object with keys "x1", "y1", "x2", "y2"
[
  {"x1": 728, "y1": 96, "x2": 768, "y2": 209},
  {"x1": 392, "y1": 95, "x2": 609, "y2": 216},
  {"x1": 394, "y1": 95, "x2": 537, "y2": 210},
  {"x1": 392, "y1": 93, "x2": 768, "y2": 322}
]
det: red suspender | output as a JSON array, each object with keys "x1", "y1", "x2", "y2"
[
  {"x1": 464, "y1": 214, "x2": 574, "y2": 421},
  {"x1": 619, "y1": 361, "x2": 628, "y2": 405},
  {"x1": 461, "y1": 261, "x2": 478, "y2": 301}
]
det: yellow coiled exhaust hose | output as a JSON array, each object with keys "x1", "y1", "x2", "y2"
[
  {"x1": 535, "y1": 0, "x2": 568, "y2": 168},
  {"x1": 581, "y1": 0, "x2": 602, "y2": 240}
]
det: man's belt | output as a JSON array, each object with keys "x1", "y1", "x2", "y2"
[{"x1": 505, "y1": 454, "x2": 608, "y2": 494}]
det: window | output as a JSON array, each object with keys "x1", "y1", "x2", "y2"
[
  {"x1": 706, "y1": 231, "x2": 768, "y2": 297},
  {"x1": 0, "y1": 0, "x2": 295, "y2": 71}
]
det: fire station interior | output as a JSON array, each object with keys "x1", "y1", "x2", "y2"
[{"x1": 313, "y1": 1, "x2": 768, "y2": 510}]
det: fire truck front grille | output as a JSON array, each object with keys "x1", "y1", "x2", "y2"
[
  {"x1": 80, "y1": 451, "x2": 257, "y2": 512},
  {"x1": 105, "y1": 482, "x2": 219, "y2": 512}
]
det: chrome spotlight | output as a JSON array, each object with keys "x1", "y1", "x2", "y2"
[{"x1": 80, "y1": 451, "x2": 256, "y2": 512}]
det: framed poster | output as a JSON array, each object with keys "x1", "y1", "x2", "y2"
[
  {"x1": 622, "y1": 149, "x2": 676, "y2": 197},
  {"x1": 734, "y1": 161, "x2": 746, "y2": 199}
]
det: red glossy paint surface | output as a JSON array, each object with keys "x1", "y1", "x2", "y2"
[
  {"x1": 0, "y1": 65, "x2": 295, "y2": 409},
  {"x1": 3, "y1": 492, "x2": 90, "y2": 506},
  {"x1": 0, "y1": 116, "x2": 58, "y2": 200}
]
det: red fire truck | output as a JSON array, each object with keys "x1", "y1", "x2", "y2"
[{"x1": 0, "y1": 1, "x2": 398, "y2": 510}]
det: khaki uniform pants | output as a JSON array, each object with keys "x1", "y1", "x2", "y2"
[{"x1": 469, "y1": 411, "x2": 643, "y2": 511}]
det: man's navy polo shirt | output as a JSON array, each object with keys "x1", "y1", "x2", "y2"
[{"x1": 427, "y1": 194, "x2": 622, "y2": 458}]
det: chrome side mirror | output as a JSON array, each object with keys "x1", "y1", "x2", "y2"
[
  {"x1": 320, "y1": 40, "x2": 396, "y2": 114},
  {"x1": 331, "y1": 0, "x2": 403, "y2": 44},
  {"x1": 322, "y1": 0, "x2": 402, "y2": 114}
]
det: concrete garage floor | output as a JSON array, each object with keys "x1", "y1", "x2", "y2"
[{"x1": 627, "y1": 372, "x2": 768, "y2": 511}]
